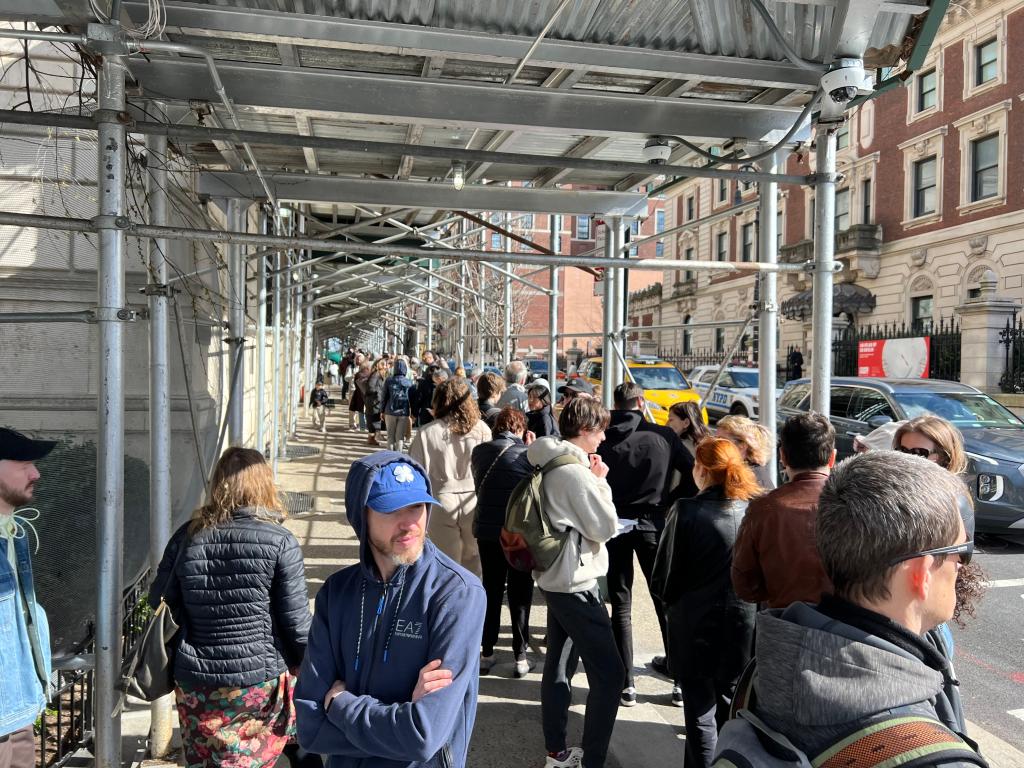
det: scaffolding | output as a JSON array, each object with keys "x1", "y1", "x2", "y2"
[{"x1": 0, "y1": 2, "x2": 948, "y2": 764}]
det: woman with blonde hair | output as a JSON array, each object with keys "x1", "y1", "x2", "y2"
[
  {"x1": 892, "y1": 414, "x2": 968, "y2": 474},
  {"x1": 652, "y1": 438, "x2": 759, "y2": 768},
  {"x1": 410, "y1": 378, "x2": 492, "y2": 576},
  {"x1": 364, "y1": 357, "x2": 389, "y2": 446},
  {"x1": 148, "y1": 448, "x2": 310, "y2": 768},
  {"x1": 716, "y1": 413, "x2": 776, "y2": 490}
]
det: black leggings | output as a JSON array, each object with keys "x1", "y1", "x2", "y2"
[{"x1": 478, "y1": 539, "x2": 534, "y2": 658}]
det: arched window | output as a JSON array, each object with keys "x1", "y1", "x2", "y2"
[{"x1": 715, "y1": 327, "x2": 726, "y2": 353}]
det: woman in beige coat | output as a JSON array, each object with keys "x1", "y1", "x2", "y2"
[{"x1": 410, "y1": 378, "x2": 492, "y2": 577}]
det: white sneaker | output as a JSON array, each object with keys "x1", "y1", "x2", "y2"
[
  {"x1": 479, "y1": 654, "x2": 495, "y2": 675},
  {"x1": 514, "y1": 657, "x2": 534, "y2": 678},
  {"x1": 545, "y1": 747, "x2": 583, "y2": 768}
]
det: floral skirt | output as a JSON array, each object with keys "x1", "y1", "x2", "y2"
[{"x1": 175, "y1": 672, "x2": 296, "y2": 768}]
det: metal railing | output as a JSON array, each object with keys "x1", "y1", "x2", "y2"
[
  {"x1": 831, "y1": 318, "x2": 961, "y2": 381},
  {"x1": 35, "y1": 569, "x2": 152, "y2": 767},
  {"x1": 999, "y1": 317, "x2": 1024, "y2": 393}
]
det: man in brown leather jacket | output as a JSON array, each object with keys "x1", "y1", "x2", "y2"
[{"x1": 731, "y1": 412, "x2": 835, "y2": 608}]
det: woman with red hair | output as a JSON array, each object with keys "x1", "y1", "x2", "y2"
[{"x1": 651, "y1": 437, "x2": 759, "y2": 768}]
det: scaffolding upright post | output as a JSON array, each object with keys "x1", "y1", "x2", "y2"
[
  {"x1": 811, "y1": 126, "x2": 838, "y2": 415},
  {"x1": 601, "y1": 222, "x2": 616, "y2": 410},
  {"x1": 457, "y1": 261, "x2": 467, "y2": 368},
  {"x1": 256, "y1": 207, "x2": 268, "y2": 455},
  {"x1": 271, "y1": 237, "x2": 283, "y2": 471},
  {"x1": 425, "y1": 259, "x2": 434, "y2": 355},
  {"x1": 477, "y1": 262, "x2": 485, "y2": 369},
  {"x1": 503, "y1": 214, "x2": 513, "y2": 364},
  {"x1": 290, "y1": 257, "x2": 301, "y2": 436},
  {"x1": 548, "y1": 214, "x2": 560, "y2": 386},
  {"x1": 145, "y1": 121, "x2": 174, "y2": 759},
  {"x1": 758, "y1": 151, "x2": 780, "y2": 481},
  {"x1": 93, "y1": 30, "x2": 127, "y2": 768},
  {"x1": 227, "y1": 199, "x2": 245, "y2": 445}
]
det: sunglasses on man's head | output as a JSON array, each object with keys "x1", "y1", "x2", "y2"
[{"x1": 888, "y1": 540, "x2": 974, "y2": 568}]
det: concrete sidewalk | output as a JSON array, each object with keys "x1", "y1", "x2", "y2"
[{"x1": 125, "y1": 397, "x2": 1024, "y2": 767}]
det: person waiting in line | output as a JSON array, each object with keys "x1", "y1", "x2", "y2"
[
  {"x1": 651, "y1": 437, "x2": 758, "y2": 768},
  {"x1": 410, "y1": 378, "x2": 491, "y2": 578},
  {"x1": 497, "y1": 360, "x2": 530, "y2": 412},
  {"x1": 529, "y1": 398, "x2": 623, "y2": 768},
  {"x1": 470, "y1": 406, "x2": 537, "y2": 678},
  {"x1": 716, "y1": 414, "x2": 776, "y2": 490},
  {"x1": 351, "y1": 359, "x2": 372, "y2": 432},
  {"x1": 527, "y1": 379, "x2": 560, "y2": 438},
  {"x1": 381, "y1": 358, "x2": 415, "y2": 453},
  {"x1": 476, "y1": 371, "x2": 506, "y2": 430},
  {"x1": 149, "y1": 448, "x2": 311, "y2": 768},
  {"x1": 666, "y1": 400, "x2": 712, "y2": 460},
  {"x1": 454, "y1": 366, "x2": 478, "y2": 398},
  {"x1": 364, "y1": 358, "x2": 389, "y2": 447},
  {"x1": 411, "y1": 358, "x2": 438, "y2": 428},
  {"x1": 309, "y1": 380, "x2": 330, "y2": 434}
]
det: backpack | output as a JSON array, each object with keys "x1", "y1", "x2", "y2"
[
  {"x1": 500, "y1": 454, "x2": 580, "y2": 573},
  {"x1": 714, "y1": 659, "x2": 988, "y2": 768}
]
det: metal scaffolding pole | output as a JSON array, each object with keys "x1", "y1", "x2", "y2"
[
  {"x1": 610, "y1": 217, "x2": 626, "y2": 392},
  {"x1": 145, "y1": 122, "x2": 174, "y2": 759},
  {"x1": 477, "y1": 263, "x2": 486, "y2": 368},
  {"x1": 227, "y1": 199, "x2": 245, "y2": 446},
  {"x1": 548, "y1": 215, "x2": 560, "y2": 385},
  {"x1": 271, "y1": 243, "x2": 283, "y2": 470},
  {"x1": 758, "y1": 151, "x2": 780, "y2": 481},
  {"x1": 457, "y1": 261, "x2": 467, "y2": 368},
  {"x1": 256, "y1": 208, "x2": 268, "y2": 455},
  {"x1": 94, "y1": 33, "x2": 127, "y2": 768},
  {"x1": 601, "y1": 223, "x2": 616, "y2": 411},
  {"x1": 425, "y1": 259, "x2": 434, "y2": 354},
  {"x1": 811, "y1": 126, "x2": 838, "y2": 415},
  {"x1": 290, "y1": 255, "x2": 301, "y2": 436},
  {"x1": 503, "y1": 213, "x2": 513, "y2": 364}
]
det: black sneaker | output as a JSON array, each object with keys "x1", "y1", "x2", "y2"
[
  {"x1": 649, "y1": 655, "x2": 671, "y2": 679},
  {"x1": 620, "y1": 687, "x2": 637, "y2": 707}
]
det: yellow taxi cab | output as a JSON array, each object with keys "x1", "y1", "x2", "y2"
[{"x1": 575, "y1": 355, "x2": 707, "y2": 425}]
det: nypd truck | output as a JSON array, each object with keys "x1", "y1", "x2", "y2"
[{"x1": 688, "y1": 365, "x2": 781, "y2": 422}]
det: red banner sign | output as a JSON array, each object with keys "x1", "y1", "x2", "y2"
[{"x1": 857, "y1": 337, "x2": 930, "y2": 378}]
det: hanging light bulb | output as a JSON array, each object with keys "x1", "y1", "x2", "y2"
[{"x1": 452, "y1": 161, "x2": 466, "y2": 191}]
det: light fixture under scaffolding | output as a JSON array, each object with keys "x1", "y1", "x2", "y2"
[{"x1": 452, "y1": 161, "x2": 466, "y2": 191}]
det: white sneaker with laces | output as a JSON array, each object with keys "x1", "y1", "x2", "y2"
[
  {"x1": 514, "y1": 657, "x2": 534, "y2": 678},
  {"x1": 545, "y1": 747, "x2": 583, "y2": 768}
]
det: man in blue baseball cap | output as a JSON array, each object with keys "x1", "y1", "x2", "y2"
[
  {"x1": 0, "y1": 428, "x2": 56, "y2": 768},
  {"x1": 295, "y1": 451, "x2": 486, "y2": 768}
]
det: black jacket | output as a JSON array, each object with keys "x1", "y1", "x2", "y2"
[
  {"x1": 526, "y1": 405, "x2": 559, "y2": 438},
  {"x1": 411, "y1": 376, "x2": 436, "y2": 426},
  {"x1": 651, "y1": 486, "x2": 754, "y2": 681},
  {"x1": 364, "y1": 372, "x2": 385, "y2": 414},
  {"x1": 470, "y1": 432, "x2": 533, "y2": 541},
  {"x1": 597, "y1": 410, "x2": 696, "y2": 527},
  {"x1": 309, "y1": 387, "x2": 329, "y2": 407},
  {"x1": 149, "y1": 508, "x2": 311, "y2": 687},
  {"x1": 478, "y1": 399, "x2": 501, "y2": 430}
]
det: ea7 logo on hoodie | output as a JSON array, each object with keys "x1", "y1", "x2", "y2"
[{"x1": 394, "y1": 617, "x2": 424, "y2": 641}]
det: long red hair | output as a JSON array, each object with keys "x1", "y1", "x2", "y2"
[{"x1": 694, "y1": 437, "x2": 761, "y2": 501}]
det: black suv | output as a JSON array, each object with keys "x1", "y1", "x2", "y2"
[{"x1": 777, "y1": 377, "x2": 1024, "y2": 534}]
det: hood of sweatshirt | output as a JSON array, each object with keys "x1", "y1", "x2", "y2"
[
  {"x1": 345, "y1": 451, "x2": 434, "y2": 581},
  {"x1": 526, "y1": 435, "x2": 588, "y2": 467},
  {"x1": 754, "y1": 602, "x2": 945, "y2": 729}
]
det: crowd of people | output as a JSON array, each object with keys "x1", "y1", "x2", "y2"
[{"x1": 0, "y1": 349, "x2": 990, "y2": 768}]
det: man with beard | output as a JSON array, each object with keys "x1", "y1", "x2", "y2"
[
  {"x1": 0, "y1": 428, "x2": 55, "y2": 768},
  {"x1": 295, "y1": 452, "x2": 486, "y2": 768}
]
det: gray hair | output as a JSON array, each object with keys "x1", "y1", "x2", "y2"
[
  {"x1": 505, "y1": 360, "x2": 527, "y2": 385},
  {"x1": 432, "y1": 367, "x2": 450, "y2": 383},
  {"x1": 817, "y1": 451, "x2": 968, "y2": 604}
]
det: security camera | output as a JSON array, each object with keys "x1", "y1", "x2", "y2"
[
  {"x1": 642, "y1": 139, "x2": 673, "y2": 165},
  {"x1": 820, "y1": 59, "x2": 870, "y2": 104}
]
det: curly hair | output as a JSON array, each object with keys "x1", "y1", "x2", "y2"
[
  {"x1": 189, "y1": 447, "x2": 285, "y2": 534},
  {"x1": 892, "y1": 415, "x2": 968, "y2": 475},
  {"x1": 493, "y1": 406, "x2": 527, "y2": 436},
  {"x1": 717, "y1": 414, "x2": 774, "y2": 467},
  {"x1": 432, "y1": 378, "x2": 481, "y2": 436}
]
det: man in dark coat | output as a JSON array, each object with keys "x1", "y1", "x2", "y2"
[{"x1": 597, "y1": 382, "x2": 696, "y2": 707}]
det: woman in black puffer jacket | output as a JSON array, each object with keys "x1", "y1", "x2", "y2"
[
  {"x1": 470, "y1": 406, "x2": 536, "y2": 678},
  {"x1": 149, "y1": 447, "x2": 311, "y2": 768}
]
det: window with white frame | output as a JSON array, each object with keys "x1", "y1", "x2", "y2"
[
  {"x1": 913, "y1": 157, "x2": 937, "y2": 218},
  {"x1": 577, "y1": 215, "x2": 591, "y2": 240},
  {"x1": 491, "y1": 231, "x2": 503, "y2": 249},
  {"x1": 963, "y1": 14, "x2": 1006, "y2": 99},
  {"x1": 684, "y1": 246, "x2": 694, "y2": 281},
  {"x1": 683, "y1": 315, "x2": 693, "y2": 354},
  {"x1": 686, "y1": 195, "x2": 695, "y2": 221},
  {"x1": 861, "y1": 179, "x2": 872, "y2": 224},
  {"x1": 975, "y1": 38, "x2": 998, "y2": 86},
  {"x1": 776, "y1": 210, "x2": 784, "y2": 251},
  {"x1": 911, "y1": 295, "x2": 933, "y2": 333},
  {"x1": 970, "y1": 134, "x2": 999, "y2": 202},
  {"x1": 898, "y1": 127, "x2": 946, "y2": 225},
  {"x1": 953, "y1": 100, "x2": 1011, "y2": 213},
  {"x1": 835, "y1": 188, "x2": 851, "y2": 232},
  {"x1": 837, "y1": 123, "x2": 850, "y2": 150},
  {"x1": 917, "y1": 69, "x2": 937, "y2": 112},
  {"x1": 714, "y1": 327, "x2": 726, "y2": 353},
  {"x1": 717, "y1": 178, "x2": 728, "y2": 204},
  {"x1": 716, "y1": 231, "x2": 728, "y2": 261},
  {"x1": 741, "y1": 222, "x2": 755, "y2": 262},
  {"x1": 629, "y1": 219, "x2": 639, "y2": 256}
]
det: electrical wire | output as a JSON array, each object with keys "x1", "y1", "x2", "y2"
[{"x1": 89, "y1": 0, "x2": 166, "y2": 40}]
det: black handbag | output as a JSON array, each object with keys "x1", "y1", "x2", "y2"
[{"x1": 117, "y1": 533, "x2": 188, "y2": 705}]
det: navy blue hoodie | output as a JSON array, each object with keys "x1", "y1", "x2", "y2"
[
  {"x1": 382, "y1": 361, "x2": 415, "y2": 417},
  {"x1": 294, "y1": 451, "x2": 486, "y2": 768}
]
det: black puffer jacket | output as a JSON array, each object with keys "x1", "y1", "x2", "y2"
[
  {"x1": 149, "y1": 507, "x2": 311, "y2": 687},
  {"x1": 470, "y1": 432, "x2": 533, "y2": 541}
]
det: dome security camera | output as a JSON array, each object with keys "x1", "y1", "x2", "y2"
[
  {"x1": 642, "y1": 139, "x2": 673, "y2": 164},
  {"x1": 820, "y1": 59, "x2": 870, "y2": 104}
]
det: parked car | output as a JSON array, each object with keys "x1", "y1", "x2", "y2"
[
  {"x1": 687, "y1": 365, "x2": 784, "y2": 422},
  {"x1": 576, "y1": 355, "x2": 706, "y2": 426},
  {"x1": 523, "y1": 357, "x2": 567, "y2": 383},
  {"x1": 776, "y1": 377, "x2": 1024, "y2": 533}
]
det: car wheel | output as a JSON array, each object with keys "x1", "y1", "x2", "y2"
[{"x1": 730, "y1": 403, "x2": 749, "y2": 418}]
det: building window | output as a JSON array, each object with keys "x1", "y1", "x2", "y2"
[
  {"x1": 917, "y1": 69, "x2": 937, "y2": 112},
  {"x1": 491, "y1": 232, "x2": 503, "y2": 249},
  {"x1": 971, "y1": 134, "x2": 998, "y2": 202},
  {"x1": 684, "y1": 246, "x2": 694, "y2": 281},
  {"x1": 655, "y1": 241, "x2": 664, "y2": 257},
  {"x1": 656, "y1": 209, "x2": 665, "y2": 233},
  {"x1": 835, "y1": 188, "x2": 851, "y2": 232},
  {"x1": 776, "y1": 210, "x2": 783, "y2": 251},
  {"x1": 686, "y1": 195, "x2": 695, "y2": 220},
  {"x1": 629, "y1": 219, "x2": 639, "y2": 256},
  {"x1": 862, "y1": 179, "x2": 872, "y2": 224},
  {"x1": 683, "y1": 315, "x2": 692, "y2": 354},
  {"x1": 837, "y1": 123, "x2": 850, "y2": 150},
  {"x1": 976, "y1": 38, "x2": 997, "y2": 86},
  {"x1": 741, "y1": 222, "x2": 755, "y2": 262},
  {"x1": 912, "y1": 156, "x2": 937, "y2": 218},
  {"x1": 714, "y1": 327, "x2": 726, "y2": 353},
  {"x1": 576, "y1": 215, "x2": 591, "y2": 240},
  {"x1": 716, "y1": 231, "x2": 728, "y2": 261},
  {"x1": 911, "y1": 295, "x2": 933, "y2": 332},
  {"x1": 521, "y1": 213, "x2": 534, "y2": 229},
  {"x1": 718, "y1": 178, "x2": 728, "y2": 203}
]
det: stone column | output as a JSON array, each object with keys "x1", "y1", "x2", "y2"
[{"x1": 955, "y1": 269, "x2": 1020, "y2": 393}]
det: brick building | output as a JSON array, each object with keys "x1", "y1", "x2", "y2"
[{"x1": 656, "y1": 0, "x2": 1024, "y2": 368}]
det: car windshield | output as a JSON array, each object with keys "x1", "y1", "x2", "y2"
[
  {"x1": 629, "y1": 365, "x2": 688, "y2": 390},
  {"x1": 527, "y1": 360, "x2": 547, "y2": 372},
  {"x1": 894, "y1": 391, "x2": 1024, "y2": 428},
  {"x1": 730, "y1": 371, "x2": 759, "y2": 388}
]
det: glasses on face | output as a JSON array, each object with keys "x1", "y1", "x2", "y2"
[
  {"x1": 888, "y1": 540, "x2": 974, "y2": 568},
  {"x1": 896, "y1": 445, "x2": 934, "y2": 459}
]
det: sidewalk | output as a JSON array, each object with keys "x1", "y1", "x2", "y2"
[{"x1": 124, "y1": 396, "x2": 1024, "y2": 767}]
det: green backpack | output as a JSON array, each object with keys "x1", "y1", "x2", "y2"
[{"x1": 500, "y1": 454, "x2": 580, "y2": 572}]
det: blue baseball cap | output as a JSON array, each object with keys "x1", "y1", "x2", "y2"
[{"x1": 367, "y1": 461, "x2": 440, "y2": 513}]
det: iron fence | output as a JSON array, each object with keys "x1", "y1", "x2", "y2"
[
  {"x1": 35, "y1": 569, "x2": 152, "y2": 767},
  {"x1": 659, "y1": 346, "x2": 798, "y2": 386},
  {"x1": 999, "y1": 317, "x2": 1024, "y2": 393},
  {"x1": 831, "y1": 318, "x2": 961, "y2": 381}
]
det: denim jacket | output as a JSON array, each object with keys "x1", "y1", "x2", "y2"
[{"x1": 0, "y1": 530, "x2": 52, "y2": 736}]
